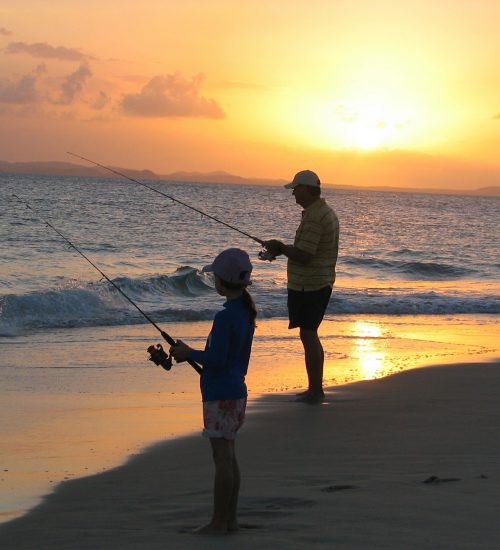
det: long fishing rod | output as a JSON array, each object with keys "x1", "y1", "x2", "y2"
[
  {"x1": 12, "y1": 194, "x2": 202, "y2": 375},
  {"x1": 67, "y1": 152, "x2": 273, "y2": 257}
]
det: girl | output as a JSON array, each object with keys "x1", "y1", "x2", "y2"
[{"x1": 170, "y1": 248, "x2": 256, "y2": 535}]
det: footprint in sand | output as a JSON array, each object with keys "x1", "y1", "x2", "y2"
[
  {"x1": 422, "y1": 475, "x2": 461, "y2": 484},
  {"x1": 239, "y1": 496, "x2": 316, "y2": 518}
]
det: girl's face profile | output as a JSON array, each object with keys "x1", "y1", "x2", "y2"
[{"x1": 214, "y1": 274, "x2": 226, "y2": 296}]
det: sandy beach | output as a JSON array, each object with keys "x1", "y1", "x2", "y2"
[{"x1": 1, "y1": 358, "x2": 499, "y2": 549}]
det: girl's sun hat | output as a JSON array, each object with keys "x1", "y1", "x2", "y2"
[{"x1": 203, "y1": 248, "x2": 253, "y2": 286}]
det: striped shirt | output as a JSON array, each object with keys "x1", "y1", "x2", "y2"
[{"x1": 288, "y1": 198, "x2": 339, "y2": 291}]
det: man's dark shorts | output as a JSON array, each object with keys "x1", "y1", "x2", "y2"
[{"x1": 287, "y1": 285, "x2": 332, "y2": 330}]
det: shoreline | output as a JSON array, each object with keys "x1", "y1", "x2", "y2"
[{"x1": 1, "y1": 359, "x2": 500, "y2": 548}]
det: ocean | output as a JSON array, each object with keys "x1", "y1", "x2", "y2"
[
  {"x1": 1, "y1": 172, "x2": 499, "y2": 522},
  {"x1": 1, "y1": 173, "x2": 499, "y2": 334}
]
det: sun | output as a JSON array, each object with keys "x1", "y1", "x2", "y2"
[
  {"x1": 344, "y1": 119, "x2": 389, "y2": 150},
  {"x1": 333, "y1": 98, "x2": 411, "y2": 151},
  {"x1": 270, "y1": 81, "x2": 420, "y2": 153},
  {"x1": 288, "y1": 93, "x2": 415, "y2": 152}
]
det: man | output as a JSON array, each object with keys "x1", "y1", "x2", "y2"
[{"x1": 264, "y1": 170, "x2": 339, "y2": 404}]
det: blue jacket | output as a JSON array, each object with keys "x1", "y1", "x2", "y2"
[{"x1": 190, "y1": 296, "x2": 254, "y2": 401}]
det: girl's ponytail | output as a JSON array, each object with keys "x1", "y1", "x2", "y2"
[{"x1": 241, "y1": 287, "x2": 257, "y2": 327}]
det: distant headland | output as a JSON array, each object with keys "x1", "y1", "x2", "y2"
[{"x1": 1, "y1": 159, "x2": 498, "y2": 197}]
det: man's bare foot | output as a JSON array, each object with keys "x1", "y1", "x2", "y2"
[
  {"x1": 295, "y1": 389, "x2": 325, "y2": 399},
  {"x1": 227, "y1": 520, "x2": 239, "y2": 533},
  {"x1": 295, "y1": 392, "x2": 325, "y2": 404},
  {"x1": 191, "y1": 523, "x2": 228, "y2": 535}
]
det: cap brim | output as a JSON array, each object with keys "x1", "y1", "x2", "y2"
[
  {"x1": 284, "y1": 181, "x2": 298, "y2": 189},
  {"x1": 202, "y1": 263, "x2": 214, "y2": 273}
]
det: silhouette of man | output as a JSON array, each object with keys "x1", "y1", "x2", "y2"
[{"x1": 264, "y1": 170, "x2": 339, "y2": 403}]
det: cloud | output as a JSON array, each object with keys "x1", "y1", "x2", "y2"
[
  {"x1": 55, "y1": 63, "x2": 92, "y2": 105},
  {"x1": 0, "y1": 27, "x2": 13, "y2": 36},
  {"x1": 121, "y1": 73, "x2": 225, "y2": 118},
  {"x1": 0, "y1": 64, "x2": 46, "y2": 104},
  {"x1": 91, "y1": 90, "x2": 110, "y2": 110},
  {"x1": 5, "y1": 41, "x2": 94, "y2": 61}
]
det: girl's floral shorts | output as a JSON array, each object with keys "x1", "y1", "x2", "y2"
[{"x1": 202, "y1": 398, "x2": 247, "y2": 440}]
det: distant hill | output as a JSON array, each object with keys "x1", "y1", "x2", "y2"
[
  {"x1": 331, "y1": 183, "x2": 500, "y2": 196},
  {"x1": 1, "y1": 159, "x2": 499, "y2": 196},
  {"x1": 0, "y1": 160, "x2": 286, "y2": 186}
]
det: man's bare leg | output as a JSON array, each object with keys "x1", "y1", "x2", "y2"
[{"x1": 297, "y1": 328, "x2": 325, "y2": 402}]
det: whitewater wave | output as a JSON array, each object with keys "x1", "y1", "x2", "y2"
[
  {"x1": 1, "y1": 267, "x2": 498, "y2": 334},
  {"x1": 0, "y1": 267, "x2": 216, "y2": 334},
  {"x1": 112, "y1": 266, "x2": 213, "y2": 298},
  {"x1": 341, "y1": 256, "x2": 474, "y2": 279}
]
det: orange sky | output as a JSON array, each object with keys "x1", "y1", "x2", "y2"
[{"x1": 1, "y1": 0, "x2": 499, "y2": 189}]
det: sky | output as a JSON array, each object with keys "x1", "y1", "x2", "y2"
[{"x1": 1, "y1": 0, "x2": 499, "y2": 189}]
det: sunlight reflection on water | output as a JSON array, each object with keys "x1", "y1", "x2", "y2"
[{"x1": 352, "y1": 320, "x2": 387, "y2": 379}]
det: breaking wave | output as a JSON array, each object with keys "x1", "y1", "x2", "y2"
[{"x1": 1, "y1": 266, "x2": 498, "y2": 334}]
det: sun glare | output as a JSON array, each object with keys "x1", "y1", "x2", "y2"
[
  {"x1": 333, "y1": 96, "x2": 413, "y2": 150},
  {"x1": 288, "y1": 93, "x2": 416, "y2": 153}
]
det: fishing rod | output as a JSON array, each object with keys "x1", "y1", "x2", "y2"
[
  {"x1": 12, "y1": 194, "x2": 203, "y2": 375},
  {"x1": 67, "y1": 151, "x2": 275, "y2": 260}
]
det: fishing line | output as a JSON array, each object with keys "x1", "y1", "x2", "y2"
[
  {"x1": 12, "y1": 194, "x2": 202, "y2": 375},
  {"x1": 66, "y1": 151, "x2": 274, "y2": 260}
]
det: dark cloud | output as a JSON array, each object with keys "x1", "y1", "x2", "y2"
[
  {"x1": 0, "y1": 27, "x2": 13, "y2": 36},
  {"x1": 5, "y1": 41, "x2": 94, "y2": 61},
  {"x1": 0, "y1": 64, "x2": 46, "y2": 104},
  {"x1": 121, "y1": 73, "x2": 225, "y2": 118},
  {"x1": 56, "y1": 64, "x2": 92, "y2": 105},
  {"x1": 91, "y1": 90, "x2": 110, "y2": 110}
]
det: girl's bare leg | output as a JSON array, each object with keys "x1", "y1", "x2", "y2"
[
  {"x1": 194, "y1": 438, "x2": 237, "y2": 534},
  {"x1": 227, "y1": 441, "x2": 240, "y2": 532}
]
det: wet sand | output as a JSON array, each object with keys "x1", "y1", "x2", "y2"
[
  {"x1": 1, "y1": 314, "x2": 498, "y2": 525},
  {"x1": 1, "y1": 359, "x2": 499, "y2": 549}
]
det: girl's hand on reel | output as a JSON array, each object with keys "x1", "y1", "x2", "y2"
[{"x1": 170, "y1": 340, "x2": 192, "y2": 362}]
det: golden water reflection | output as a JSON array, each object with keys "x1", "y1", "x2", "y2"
[{"x1": 352, "y1": 320, "x2": 387, "y2": 380}]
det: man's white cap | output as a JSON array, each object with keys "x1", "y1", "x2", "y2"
[{"x1": 284, "y1": 169, "x2": 321, "y2": 189}]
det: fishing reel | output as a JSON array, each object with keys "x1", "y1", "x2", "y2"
[
  {"x1": 147, "y1": 343, "x2": 172, "y2": 371},
  {"x1": 258, "y1": 249, "x2": 277, "y2": 262}
]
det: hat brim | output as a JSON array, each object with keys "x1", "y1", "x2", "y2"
[
  {"x1": 284, "y1": 181, "x2": 320, "y2": 189},
  {"x1": 201, "y1": 264, "x2": 253, "y2": 286}
]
